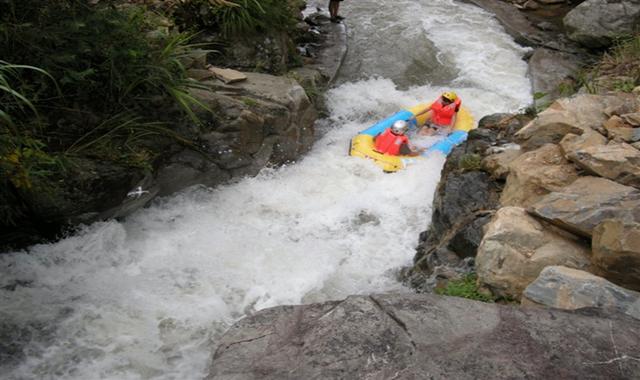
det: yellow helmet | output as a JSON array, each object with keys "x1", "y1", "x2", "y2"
[{"x1": 442, "y1": 91, "x2": 457, "y2": 102}]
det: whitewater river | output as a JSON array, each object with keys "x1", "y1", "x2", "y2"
[{"x1": 0, "y1": 1, "x2": 532, "y2": 379}]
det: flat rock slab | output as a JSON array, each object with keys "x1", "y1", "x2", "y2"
[
  {"x1": 529, "y1": 176, "x2": 640, "y2": 237},
  {"x1": 523, "y1": 266, "x2": 640, "y2": 320},
  {"x1": 208, "y1": 66, "x2": 248, "y2": 84},
  {"x1": 208, "y1": 293, "x2": 640, "y2": 380}
]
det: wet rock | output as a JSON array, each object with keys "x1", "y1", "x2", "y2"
[
  {"x1": 193, "y1": 71, "x2": 317, "y2": 166},
  {"x1": 154, "y1": 150, "x2": 231, "y2": 197},
  {"x1": 564, "y1": 0, "x2": 640, "y2": 48},
  {"x1": 415, "y1": 171, "x2": 500, "y2": 266},
  {"x1": 529, "y1": 176, "x2": 640, "y2": 237},
  {"x1": 208, "y1": 293, "x2": 640, "y2": 380},
  {"x1": 566, "y1": 141, "x2": 640, "y2": 188},
  {"x1": 464, "y1": 0, "x2": 557, "y2": 47},
  {"x1": 476, "y1": 207, "x2": 590, "y2": 299},
  {"x1": 500, "y1": 144, "x2": 579, "y2": 207},
  {"x1": 522, "y1": 266, "x2": 640, "y2": 320},
  {"x1": 592, "y1": 220, "x2": 640, "y2": 291},
  {"x1": 17, "y1": 158, "x2": 148, "y2": 227},
  {"x1": 447, "y1": 214, "x2": 493, "y2": 258}
]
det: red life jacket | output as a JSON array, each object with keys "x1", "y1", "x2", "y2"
[
  {"x1": 374, "y1": 128, "x2": 409, "y2": 156},
  {"x1": 431, "y1": 97, "x2": 461, "y2": 126}
]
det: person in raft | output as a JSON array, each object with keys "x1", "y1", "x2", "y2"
[
  {"x1": 374, "y1": 120, "x2": 424, "y2": 156},
  {"x1": 413, "y1": 91, "x2": 462, "y2": 136}
]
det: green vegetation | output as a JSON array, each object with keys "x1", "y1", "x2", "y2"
[
  {"x1": 0, "y1": 0, "x2": 211, "y2": 226},
  {"x1": 458, "y1": 153, "x2": 482, "y2": 172},
  {"x1": 242, "y1": 97, "x2": 258, "y2": 107},
  {"x1": 575, "y1": 34, "x2": 640, "y2": 94},
  {"x1": 436, "y1": 274, "x2": 495, "y2": 303},
  {"x1": 172, "y1": 0, "x2": 299, "y2": 36}
]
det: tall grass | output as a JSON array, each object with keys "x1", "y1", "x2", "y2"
[{"x1": 575, "y1": 34, "x2": 640, "y2": 94}]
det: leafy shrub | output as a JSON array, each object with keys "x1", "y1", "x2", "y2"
[
  {"x1": 435, "y1": 274, "x2": 494, "y2": 303},
  {"x1": 0, "y1": 0, "x2": 209, "y2": 226},
  {"x1": 172, "y1": 0, "x2": 297, "y2": 36}
]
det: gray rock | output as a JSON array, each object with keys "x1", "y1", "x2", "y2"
[
  {"x1": 529, "y1": 176, "x2": 640, "y2": 237},
  {"x1": 528, "y1": 47, "x2": 584, "y2": 109},
  {"x1": 564, "y1": 0, "x2": 640, "y2": 48},
  {"x1": 592, "y1": 220, "x2": 640, "y2": 291},
  {"x1": 209, "y1": 293, "x2": 640, "y2": 379},
  {"x1": 154, "y1": 150, "x2": 231, "y2": 197},
  {"x1": 523, "y1": 266, "x2": 640, "y2": 320}
]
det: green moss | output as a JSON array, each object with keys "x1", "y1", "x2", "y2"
[
  {"x1": 458, "y1": 153, "x2": 482, "y2": 171},
  {"x1": 242, "y1": 97, "x2": 258, "y2": 107},
  {"x1": 435, "y1": 274, "x2": 495, "y2": 303}
]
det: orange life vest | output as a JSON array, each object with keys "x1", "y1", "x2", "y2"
[
  {"x1": 374, "y1": 128, "x2": 409, "y2": 156},
  {"x1": 431, "y1": 97, "x2": 461, "y2": 126}
]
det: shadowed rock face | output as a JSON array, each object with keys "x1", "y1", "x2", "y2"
[{"x1": 208, "y1": 293, "x2": 640, "y2": 380}]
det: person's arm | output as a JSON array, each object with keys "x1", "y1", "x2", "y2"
[
  {"x1": 412, "y1": 104, "x2": 432, "y2": 122},
  {"x1": 412, "y1": 104, "x2": 433, "y2": 134}
]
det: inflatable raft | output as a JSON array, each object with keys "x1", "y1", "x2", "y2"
[{"x1": 349, "y1": 103, "x2": 475, "y2": 172}]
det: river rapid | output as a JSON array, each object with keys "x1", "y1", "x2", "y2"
[{"x1": 0, "y1": 1, "x2": 532, "y2": 379}]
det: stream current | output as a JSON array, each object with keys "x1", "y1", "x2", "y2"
[{"x1": 1, "y1": 1, "x2": 532, "y2": 379}]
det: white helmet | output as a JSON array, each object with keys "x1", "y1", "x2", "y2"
[{"x1": 391, "y1": 120, "x2": 408, "y2": 135}]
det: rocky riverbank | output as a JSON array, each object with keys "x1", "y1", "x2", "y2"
[
  {"x1": 208, "y1": 1, "x2": 640, "y2": 377},
  {"x1": 409, "y1": 0, "x2": 640, "y2": 305}
]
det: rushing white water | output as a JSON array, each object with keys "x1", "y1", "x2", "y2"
[{"x1": 0, "y1": 1, "x2": 532, "y2": 379}]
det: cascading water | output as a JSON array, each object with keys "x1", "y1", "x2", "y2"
[{"x1": 0, "y1": 1, "x2": 532, "y2": 379}]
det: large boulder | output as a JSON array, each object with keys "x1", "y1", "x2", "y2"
[
  {"x1": 515, "y1": 94, "x2": 639, "y2": 151},
  {"x1": 192, "y1": 71, "x2": 317, "y2": 172},
  {"x1": 592, "y1": 220, "x2": 640, "y2": 291},
  {"x1": 208, "y1": 293, "x2": 640, "y2": 380},
  {"x1": 559, "y1": 131, "x2": 607, "y2": 158},
  {"x1": 527, "y1": 47, "x2": 584, "y2": 109},
  {"x1": 529, "y1": 176, "x2": 640, "y2": 237},
  {"x1": 523, "y1": 266, "x2": 640, "y2": 320},
  {"x1": 565, "y1": 141, "x2": 640, "y2": 188},
  {"x1": 475, "y1": 207, "x2": 591, "y2": 299},
  {"x1": 500, "y1": 144, "x2": 580, "y2": 207},
  {"x1": 564, "y1": 0, "x2": 640, "y2": 48}
]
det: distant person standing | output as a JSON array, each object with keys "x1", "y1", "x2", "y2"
[{"x1": 329, "y1": 0, "x2": 344, "y2": 23}]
